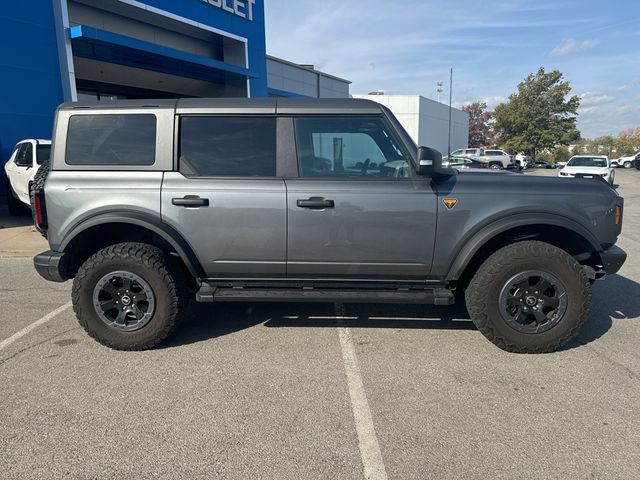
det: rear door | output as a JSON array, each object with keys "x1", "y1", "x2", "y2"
[
  {"x1": 11, "y1": 142, "x2": 33, "y2": 203},
  {"x1": 285, "y1": 115, "x2": 438, "y2": 280},
  {"x1": 161, "y1": 115, "x2": 287, "y2": 278}
]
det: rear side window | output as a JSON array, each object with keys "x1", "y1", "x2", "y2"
[
  {"x1": 179, "y1": 116, "x2": 276, "y2": 177},
  {"x1": 66, "y1": 114, "x2": 156, "y2": 165}
]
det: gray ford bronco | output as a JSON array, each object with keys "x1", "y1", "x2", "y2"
[{"x1": 32, "y1": 98, "x2": 626, "y2": 353}]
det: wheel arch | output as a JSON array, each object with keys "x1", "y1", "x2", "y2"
[
  {"x1": 446, "y1": 213, "x2": 601, "y2": 286},
  {"x1": 59, "y1": 212, "x2": 204, "y2": 278}
]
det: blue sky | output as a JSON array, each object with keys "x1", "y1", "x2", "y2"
[{"x1": 265, "y1": 0, "x2": 640, "y2": 139}]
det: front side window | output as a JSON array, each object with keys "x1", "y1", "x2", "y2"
[
  {"x1": 14, "y1": 143, "x2": 33, "y2": 166},
  {"x1": 294, "y1": 116, "x2": 409, "y2": 178},
  {"x1": 66, "y1": 114, "x2": 156, "y2": 165},
  {"x1": 179, "y1": 116, "x2": 276, "y2": 177}
]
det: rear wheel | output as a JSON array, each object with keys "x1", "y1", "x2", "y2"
[
  {"x1": 465, "y1": 241, "x2": 591, "y2": 353},
  {"x1": 623, "y1": 161, "x2": 632, "y2": 169},
  {"x1": 72, "y1": 243, "x2": 186, "y2": 350},
  {"x1": 489, "y1": 163, "x2": 502, "y2": 170}
]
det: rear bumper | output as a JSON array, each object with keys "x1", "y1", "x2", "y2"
[
  {"x1": 600, "y1": 245, "x2": 627, "y2": 275},
  {"x1": 33, "y1": 250, "x2": 69, "y2": 282}
]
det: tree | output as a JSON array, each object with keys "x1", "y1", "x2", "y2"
[
  {"x1": 493, "y1": 67, "x2": 581, "y2": 159},
  {"x1": 463, "y1": 101, "x2": 494, "y2": 147},
  {"x1": 614, "y1": 128, "x2": 640, "y2": 155}
]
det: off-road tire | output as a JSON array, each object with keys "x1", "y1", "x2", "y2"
[
  {"x1": 29, "y1": 160, "x2": 49, "y2": 238},
  {"x1": 72, "y1": 243, "x2": 186, "y2": 350},
  {"x1": 465, "y1": 240, "x2": 591, "y2": 353}
]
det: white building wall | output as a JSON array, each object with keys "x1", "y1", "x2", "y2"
[
  {"x1": 267, "y1": 56, "x2": 350, "y2": 98},
  {"x1": 354, "y1": 94, "x2": 469, "y2": 155}
]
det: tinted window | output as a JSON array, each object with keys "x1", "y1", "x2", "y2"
[
  {"x1": 66, "y1": 114, "x2": 156, "y2": 165},
  {"x1": 486, "y1": 150, "x2": 504, "y2": 156},
  {"x1": 14, "y1": 143, "x2": 33, "y2": 166},
  {"x1": 567, "y1": 157, "x2": 608, "y2": 167},
  {"x1": 179, "y1": 117, "x2": 276, "y2": 177},
  {"x1": 294, "y1": 117, "x2": 409, "y2": 178},
  {"x1": 36, "y1": 145, "x2": 51, "y2": 165}
]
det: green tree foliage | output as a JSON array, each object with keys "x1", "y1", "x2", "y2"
[
  {"x1": 493, "y1": 67, "x2": 581, "y2": 158},
  {"x1": 463, "y1": 101, "x2": 494, "y2": 147},
  {"x1": 615, "y1": 128, "x2": 640, "y2": 155},
  {"x1": 553, "y1": 145, "x2": 571, "y2": 164}
]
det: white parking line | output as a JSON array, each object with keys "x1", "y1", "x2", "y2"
[
  {"x1": 0, "y1": 301, "x2": 72, "y2": 351},
  {"x1": 335, "y1": 303, "x2": 388, "y2": 480}
]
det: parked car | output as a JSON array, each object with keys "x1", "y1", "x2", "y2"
[
  {"x1": 611, "y1": 152, "x2": 640, "y2": 169},
  {"x1": 449, "y1": 148, "x2": 484, "y2": 158},
  {"x1": 443, "y1": 156, "x2": 489, "y2": 169},
  {"x1": 515, "y1": 153, "x2": 531, "y2": 170},
  {"x1": 533, "y1": 161, "x2": 557, "y2": 169},
  {"x1": 447, "y1": 148, "x2": 514, "y2": 169},
  {"x1": 483, "y1": 149, "x2": 515, "y2": 169},
  {"x1": 3, "y1": 139, "x2": 51, "y2": 215},
  {"x1": 558, "y1": 155, "x2": 614, "y2": 186},
  {"x1": 32, "y1": 98, "x2": 625, "y2": 354}
]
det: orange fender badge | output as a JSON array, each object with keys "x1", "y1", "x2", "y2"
[{"x1": 443, "y1": 198, "x2": 458, "y2": 209}]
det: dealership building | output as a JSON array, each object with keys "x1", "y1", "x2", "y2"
[
  {"x1": 0, "y1": 0, "x2": 350, "y2": 190},
  {"x1": 354, "y1": 94, "x2": 470, "y2": 155}
]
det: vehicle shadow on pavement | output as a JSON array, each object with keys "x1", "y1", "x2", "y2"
[
  {"x1": 162, "y1": 275, "x2": 639, "y2": 350},
  {"x1": 263, "y1": 302, "x2": 475, "y2": 330},
  {"x1": 0, "y1": 204, "x2": 33, "y2": 228},
  {"x1": 564, "y1": 274, "x2": 640, "y2": 350},
  {"x1": 160, "y1": 301, "x2": 475, "y2": 349}
]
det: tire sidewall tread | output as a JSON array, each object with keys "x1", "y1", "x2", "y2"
[
  {"x1": 465, "y1": 240, "x2": 592, "y2": 353},
  {"x1": 72, "y1": 242, "x2": 185, "y2": 350}
]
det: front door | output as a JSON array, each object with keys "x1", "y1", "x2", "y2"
[
  {"x1": 286, "y1": 116, "x2": 438, "y2": 280},
  {"x1": 161, "y1": 116, "x2": 286, "y2": 278}
]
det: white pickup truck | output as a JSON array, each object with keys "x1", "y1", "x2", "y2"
[
  {"x1": 448, "y1": 148, "x2": 515, "y2": 169},
  {"x1": 3, "y1": 139, "x2": 51, "y2": 215}
]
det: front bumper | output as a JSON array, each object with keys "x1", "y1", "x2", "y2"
[
  {"x1": 599, "y1": 245, "x2": 627, "y2": 275},
  {"x1": 34, "y1": 250, "x2": 69, "y2": 282}
]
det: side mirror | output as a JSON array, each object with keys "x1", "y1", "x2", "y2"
[{"x1": 416, "y1": 146, "x2": 457, "y2": 177}]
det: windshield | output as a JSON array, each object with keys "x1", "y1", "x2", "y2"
[
  {"x1": 36, "y1": 145, "x2": 51, "y2": 165},
  {"x1": 567, "y1": 157, "x2": 607, "y2": 167}
]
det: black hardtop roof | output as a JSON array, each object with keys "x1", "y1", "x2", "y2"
[{"x1": 58, "y1": 97, "x2": 384, "y2": 115}]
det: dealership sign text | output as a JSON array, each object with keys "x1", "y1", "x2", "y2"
[{"x1": 201, "y1": 0, "x2": 255, "y2": 21}]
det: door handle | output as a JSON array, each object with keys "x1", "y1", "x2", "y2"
[
  {"x1": 297, "y1": 197, "x2": 335, "y2": 209},
  {"x1": 172, "y1": 195, "x2": 209, "y2": 207}
]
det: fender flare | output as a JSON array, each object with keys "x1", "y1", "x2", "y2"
[
  {"x1": 445, "y1": 212, "x2": 601, "y2": 282},
  {"x1": 59, "y1": 211, "x2": 205, "y2": 278}
]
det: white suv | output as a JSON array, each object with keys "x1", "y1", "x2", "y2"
[{"x1": 3, "y1": 139, "x2": 51, "y2": 215}]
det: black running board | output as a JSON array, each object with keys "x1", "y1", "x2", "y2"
[{"x1": 196, "y1": 286, "x2": 454, "y2": 306}]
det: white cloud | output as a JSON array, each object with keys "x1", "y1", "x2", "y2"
[
  {"x1": 549, "y1": 38, "x2": 599, "y2": 57},
  {"x1": 579, "y1": 91, "x2": 613, "y2": 108},
  {"x1": 481, "y1": 96, "x2": 506, "y2": 110}
]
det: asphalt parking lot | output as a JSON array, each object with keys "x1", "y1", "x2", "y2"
[{"x1": 1, "y1": 168, "x2": 639, "y2": 480}]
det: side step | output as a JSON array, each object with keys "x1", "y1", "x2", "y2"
[{"x1": 196, "y1": 286, "x2": 454, "y2": 306}]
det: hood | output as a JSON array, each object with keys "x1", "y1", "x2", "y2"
[{"x1": 561, "y1": 165, "x2": 609, "y2": 174}]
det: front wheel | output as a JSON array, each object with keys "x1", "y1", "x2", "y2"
[
  {"x1": 623, "y1": 161, "x2": 632, "y2": 169},
  {"x1": 465, "y1": 241, "x2": 591, "y2": 353},
  {"x1": 72, "y1": 243, "x2": 186, "y2": 350}
]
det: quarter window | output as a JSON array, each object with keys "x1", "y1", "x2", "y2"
[
  {"x1": 66, "y1": 114, "x2": 156, "y2": 165},
  {"x1": 294, "y1": 117, "x2": 410, "y2": 178},
  {"x1": 179, "y1": 116, "x2": 276, "y2": 177}
]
